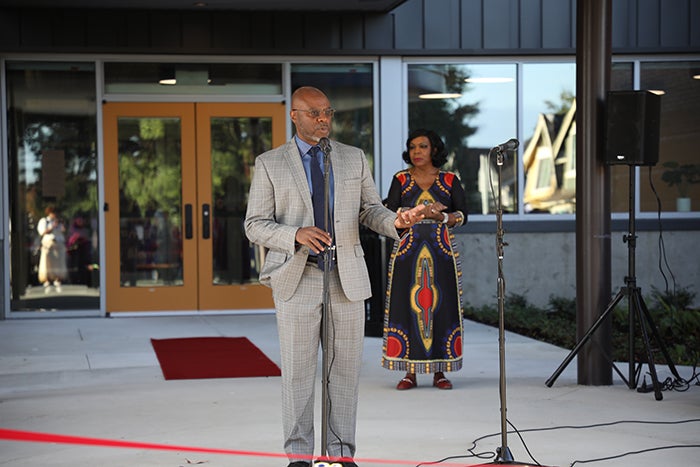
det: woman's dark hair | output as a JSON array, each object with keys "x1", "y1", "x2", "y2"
[{"x1": 402, "y1": 128, "x2": 448, "y2": 167}]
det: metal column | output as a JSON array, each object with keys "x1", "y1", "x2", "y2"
[{"x1": 576, "y1": 0, "x2": 613, "y2": 385}]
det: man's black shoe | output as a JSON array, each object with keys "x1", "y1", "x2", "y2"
[{"x1": 305, "y1": 461, "x2": 358, "y2": 467}]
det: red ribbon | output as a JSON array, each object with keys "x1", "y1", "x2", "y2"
[{"x1": 0, "y1": 427, "x2": 481, "y2": 465}]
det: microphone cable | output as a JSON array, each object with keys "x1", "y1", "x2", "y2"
[{"x1": 415, "y1": 418, "x2": 700, "y2": 467}]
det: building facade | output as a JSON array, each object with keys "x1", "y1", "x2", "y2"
[{"x1": 1, "y1": 0, "x2": 699, "y2": 318}]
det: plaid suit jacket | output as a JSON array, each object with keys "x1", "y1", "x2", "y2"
[{"x1": 244, "y1": 138, "x2": 399, "y2": 302}]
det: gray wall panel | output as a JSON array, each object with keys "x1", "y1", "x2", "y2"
[
  {"x1": 183, "y1": 12, "x2": 211, "y2": 51},
  {"x1": 0, "y1": 0, "x2": 698, "y2": 55},
  {"x1": 693, "y1": 0, "x2": 700, "y2": 46},
  {"x1": 54, "y1": 10, "x2": 86, "y2": 48},
  {"x1": 461, "y1": 0, "x2": 483, "y2": 50},
  {"x1": 521, "y1": 0, "x2": 542, "y2": 49},
  {"x1": 611, "y1": 0, "x2": 632, "y2": 49},
  {"x1": 211, "y1": 12, "x2": 248, "y2": 50},
  {"x1": 638, "y1": 0, "x2": 661, "y2": 48},
  {"x1": 86, "y1": 11, "x2": 122, "y2": 48},
  {"x1": 542, "y1": 0, "x2": 573, "y2": 49},
  {"x1": 0, "y1": 9, "x2": 19, "y2": 48},
  {"x1": 20, "y1": 9, "x2": 52, "y2": 47},
  {"x1": 660, "y1": 0, "x2": 689, "y2": 47},
  {"x1": 364, "y1": 14, "x2": 394, "y2": 50},
  {"x1": 341, "y1": 14, "x2": 365, "y2": 50},
  {"x1": 483, "y1": 0, "x2": 515, "y2": 49},
  {"x1": 273, "y1": 13, "x2": 303, "y2": 50},
  {"x1": 249, "y1": 14, "x2": 274, "y2": 50},
  {"x1": 394, "y1": 0, "x2": 423, "y2": 49},
  {"x1": 424, "y1": 0, "x2": 460, "y2": 50},
  {"x1": 303, "y1": 13, "x2": 342, "y2": 51},
  {"x1": 150, "y1": 11, "x2": 182, "y2": 50},
  {"x1": 126, "y1": 12, "x2": 150, "y2": 48}
]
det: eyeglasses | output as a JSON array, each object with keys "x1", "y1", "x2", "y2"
[{"x1": 292, "y1": 108, "x2": 335, "y2": 118}]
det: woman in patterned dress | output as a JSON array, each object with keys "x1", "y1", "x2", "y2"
[{"x1": 382, "y1": 129, "x2": 468, "y2": 390}]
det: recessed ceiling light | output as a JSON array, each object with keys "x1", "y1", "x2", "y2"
[
  {"x1": 419, "y1": 93, "x2": 462, "y2": 99},
  {"x1": 649, "y1": 89, "x2": 665, "y2": 95},
  {"x1": 465, "y1": 77, "x2": 514, "y2": 83},
  {"x1": 693, "y1": 73, "x2": 700, "y2": 80},
  {"x1": 159, "y1": 79, "x2": 177, "y2": 85}
]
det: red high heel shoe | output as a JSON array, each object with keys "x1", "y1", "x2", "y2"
[
  {"x1": 396, "y1": 373, "x2": 416, "y2": 390},
  {"x1": 433, "y1": 372, "x2": 452, "y2": 390}
]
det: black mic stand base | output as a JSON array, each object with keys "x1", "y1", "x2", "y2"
[
  {"x1": 474, "y1": 455, "x2": 547, "y2": 467},
  {"x1": 495, "y1": 446, "x2": 514, "y2": 463},
  {"x1": 545, "y1": 165, "x2": 681, "y2": 400}
]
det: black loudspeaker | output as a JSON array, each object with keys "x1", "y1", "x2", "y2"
[{"x1": 604, "y1": 90, "x2": 661, "y2": 166}]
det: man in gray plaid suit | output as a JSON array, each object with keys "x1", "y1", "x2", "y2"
[{"x1": 244, "y1": 86, "x2": 426, "y2": 467}]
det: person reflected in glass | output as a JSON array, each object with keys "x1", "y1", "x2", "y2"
[
  {"x1": 382, "y1": 129, "x2": 468, "y2": 390},
  {"x1": 37, "y1": 205, "x2": 68, "y2": 293},
  {"x1": 67, "y1": 213, "x2": 93, "y2": 286}
]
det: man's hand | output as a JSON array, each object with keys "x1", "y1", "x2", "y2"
[
  {"x1": 295, "y1": 226, "x2": 333, "y2": 254},
  {"x1": 394, "y1": 204, "x2": 427, "y2": 228}
]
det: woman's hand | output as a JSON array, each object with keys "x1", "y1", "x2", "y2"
[{"x1": 427, "y1": 202, "x2": 447, "y2": 220}]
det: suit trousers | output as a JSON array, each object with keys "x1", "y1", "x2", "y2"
[{"x1": 275, "y1": 262, "x2": 365, "y2": 462}]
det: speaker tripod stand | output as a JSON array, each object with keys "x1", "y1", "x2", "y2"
[{"x1": 546, "y1": 165, "x2": 681, "y2": 400}]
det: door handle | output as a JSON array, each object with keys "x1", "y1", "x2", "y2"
[
  {"x1": 185, "y1": 204, "x2": 193, "y2": 239},
  {"x1": 202, "y1": 203, "x2": 210, "y2": 239}
]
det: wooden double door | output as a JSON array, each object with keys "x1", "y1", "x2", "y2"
[{"x1": 103, "y1": 102, "x2": 285, "y2": 312}]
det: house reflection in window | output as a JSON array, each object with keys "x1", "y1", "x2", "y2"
[{"x1": 523, "y1": 101, "x2": 577, "y2": 214}]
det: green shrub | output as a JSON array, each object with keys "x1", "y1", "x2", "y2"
[{"x1": 463, "y1": 286, "x2": 698, "y2": 367}]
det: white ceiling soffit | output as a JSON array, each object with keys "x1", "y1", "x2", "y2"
[{"x1": 0, "y1": 0, "x2": 408, "y2": 12}]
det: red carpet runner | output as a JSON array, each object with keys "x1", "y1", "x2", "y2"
[{"x1": 151, "y1": 336, "x2": 281, "y2": 380}]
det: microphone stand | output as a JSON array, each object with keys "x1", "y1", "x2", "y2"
[
  {"x1": 319, "y1": 140, "x2": 334, "y2": 463},
  {"x1": 493, "y1": 147, "x2": 514, "y2": 464},
  {"x1": 487, "y1": 142, "x2": 537, "y2": 466}
]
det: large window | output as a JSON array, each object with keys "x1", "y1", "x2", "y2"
[
  {"x1": 639, "y1": 61, "x2": 700, "y2": 214},
  {"x1": 408, "y1": 63, "x2": 517, "y2": 215},
  {"x1": 407, "y1": 59, "x2": 700, "y2": 218},
  {"x1": 104, "y1": 62, "x2": 283, "y2": 96},
  {"x1": 521, "y1": 62, "x2": 577, "y2": 214},
  {"x1": 291, "y1": 63, "x2": 375, "y2": 167},
  {"x1": 6, "y1": 61, "x2": 99, "y2": 311}
]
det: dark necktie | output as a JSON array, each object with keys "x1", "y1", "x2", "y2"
[
  {"x1": 310, "y1": 146, "x2": 327, "y2": 232},
  {"x1": 309, "y1": 146, "x2": 334, "y2": 270}
]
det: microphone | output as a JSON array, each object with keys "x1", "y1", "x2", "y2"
[
  {"x1": 493, "y1": 138, "x2": 519, "y2": 152},
  {"x1": 319, "y1": 137, "x2": 332, "y2": 156}
]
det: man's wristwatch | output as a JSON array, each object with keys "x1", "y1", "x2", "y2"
[{"x1": 441, "y1": 212, "x2": 449, "y2": 224}]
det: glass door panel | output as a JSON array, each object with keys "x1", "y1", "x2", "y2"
[
  {"x1": 196, "y1": 103, "x2": 285, "y2": 310},
  {"x1": 117, "y1": 117, "x2": 184, "y2": 288},
  {"x1": 103, "y1": 103, "x2": 198, "y2": 311},
  {"x1": 6, "y1": 61, "x2": 100, "y2": 313},
  {"x1": 103, "y1": 102, "x2": 285, "y2": 312}
]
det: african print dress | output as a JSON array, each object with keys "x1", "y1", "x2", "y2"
[{"x1": 381, "y1": 170, "x2": 468, "y2": 374}]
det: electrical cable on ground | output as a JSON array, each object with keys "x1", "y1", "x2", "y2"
[
  {"x1": 569, "y1": 444, "x2": 700, "y2": 466},
  {"x1": 414, "y1": 418, "x2": 700, "y2": 467}
]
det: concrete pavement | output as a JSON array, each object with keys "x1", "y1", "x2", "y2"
[{"x1": 0, "y1": 313, "x2": 698, "y2": 467}]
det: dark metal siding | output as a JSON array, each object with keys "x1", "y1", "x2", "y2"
[
  {"x1": 0, "y1": 0, "x2": 698, "y2": 55},
  {"x1": 483, "y1": 0, "x2": 518, "y2": 50},
  {"x1": 520, "y1": 0, "x2": 541, "y2": 49},
  {"x1": 541, "y1": 0, "x2": 574, "y2": 49},
  {"x1": 424, "y1": 0, "x2": 461, "y2": 50},
  {"x1": 461, "y1": 0, "x2": 483, "y2": 50},
  {"x1": 394, "y1": 0, "x2": 422, "y2": 49}
]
